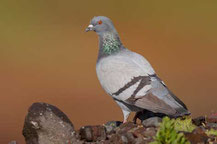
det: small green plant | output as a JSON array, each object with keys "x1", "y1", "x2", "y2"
[
  {"x1": 150, "y1": 117, "x2": 190, "y2": 144},
  {"x1": 174, "y1": 117, "x2": 196, "y2": 132},
  {"x1": 206, "y1": 129, "x2": 217, "y2": 136}
]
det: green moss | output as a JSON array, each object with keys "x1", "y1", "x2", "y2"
[
  {"x1": 150, "y1": 117, "x2": 190, "y2": 144},
  {"x1": 174, "y1": 117, "x2": 196, "y2": 132},
  {"x1": 206, "y1": 129, "x2": 217, "y2": 136}
]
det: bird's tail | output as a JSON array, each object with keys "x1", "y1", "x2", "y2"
[
  {"x1": 167, "y1": 90, "x2": 191, "y2": 117},
  {"x1": 170, "y1": 107, "x2": 191, "y2": 118}
]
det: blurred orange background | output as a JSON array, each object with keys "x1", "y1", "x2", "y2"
[{"x1": 0, "y1": 0, "x2": 217, "y2": 143}]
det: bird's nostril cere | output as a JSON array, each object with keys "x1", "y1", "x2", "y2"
[
  {"x1": 88, "y1": 24, "x2": 93, "y2": 28},
  {"x1": 85, "y1": 24, "x2": 94, "y2": 32}
]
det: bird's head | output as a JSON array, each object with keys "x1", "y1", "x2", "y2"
[{"x1": 85, "y1": 16, "x2": 117, "y2": 35}]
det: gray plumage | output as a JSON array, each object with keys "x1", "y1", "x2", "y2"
[{"x1": 86, "y1": 16, "x2": 190, "y2": 122}]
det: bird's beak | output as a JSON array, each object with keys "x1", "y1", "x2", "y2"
[{"x1": 85, "y1": 24, "x2": 94, "y2": 32}]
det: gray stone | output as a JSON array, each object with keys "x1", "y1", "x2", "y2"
[
  {"x1": 132, "y1": 127, "x2": 157, "y2": 139},
  {"x1": 104, "y1": 121, "x2": 122, "y2": 134},
  {"x1": 79, "y1": 125, "x2": 106, "y2": 142},
  {"x1": 108, "y1": 132, "x2": 136, "y2": 144},
  {"x1": 142, "y1": 117, "x2": 162, "y2": 127},
  {"x1": 121, "y1": 132, "x2": 135, "y2": 143},
  {"x1": 22, "y1": 102, "x2": 76, "y2": 144},
  {"x1": 206, "y1": 123, "x2": 217, "y2": 129},
  {"x1": 117, "y1": 122, "x2": 138, "y2": 134},
  {"x1": 8, "y1": 141, "x2": 17, "y2": 144},
  {"x1": 207, "y1": 113, "x2": 217, "y2": 123}
]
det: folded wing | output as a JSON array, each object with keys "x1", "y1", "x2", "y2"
[{"x1": 96, "y1": 50, "x2": 189, "y2": 116}]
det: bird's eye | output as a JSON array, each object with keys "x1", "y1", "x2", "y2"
[{"x1": 98, "y1": 20, "x2": 102, "y2": 25}]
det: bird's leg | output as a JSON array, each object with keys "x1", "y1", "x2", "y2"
[
  {"x1": 122, "y1": 110, "x2": 130, "y2": 123},
  {"x1": 133, "y1": 111, "x2": 141, "y2": 124},
  {"x1": 134, "y1": 110, "x2": 153, "y2": 123}
]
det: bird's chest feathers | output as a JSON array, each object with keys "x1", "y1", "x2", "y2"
[
  {"x1": 96, "y1": 56, "x2": 121, "y2": 93},
  {"x1": 96, "y1": 55, "x2": 151, "y2": 100}
]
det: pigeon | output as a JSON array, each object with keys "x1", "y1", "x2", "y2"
[{"x1": 86, "y1": 16, "x2": 190, "y2": 123}]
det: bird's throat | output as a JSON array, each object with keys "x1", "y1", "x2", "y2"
[{"x1": 100, "y1": 32, "x2": 122, "y2": 55}]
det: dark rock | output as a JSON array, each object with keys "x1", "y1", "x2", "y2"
[
  {"x1": 206, "y1": 123, "x2": 217, "y2": 129},
  {"x1": 107, "y1": 134, "x2": 120, "y2": 144},
  {"x1": 121, "y1": 132, "x2": 136, "y2": 143},
  {"x1": 133, "y1": 127, "x2": 156, "y2": 143},
  {"x1": 117, "y1": 122, "x2": 138, "y2": 134},
  {"x1": 143, "y1": 127, "x2": 157, "y2": 142},
  {"x1": 185, "y1": 127, "x2": 209, "y2": 144},
  {"x1": 192, "y1": 116, "x2": 206, "y2": 126},
  {"x1": 79, "y1": 125, "x2": 106, "y2": 142},
  {"x1": 108, "y1": 132, "x2": 136, "y2": 144},
  {"x1": 107, "y1": 122, "x2": 152, "y2": 143},
  {"x1": 134, "y1": 137, "x2": 146, "y2": 144},
  {"x1": 193, "y1": 127, "x2": 207, "y2": 134},
  {"x1": 22, "y1": 102, "x2": 76, "y2": 144},
  {"x1": 142, "y1": 117, "x2": 162, "y2": 127},
  {"x1": 132, "y1": 127, "x2": 155, "y2": 137},
  {"x1": 185, "y1": 133, "x2": 207, "y2": 144},
  {"x1": 21, "y1": 102, "x2": 217, "y2": 144},
  {"x1": 104, "y1": 121, "x2": 122, "y2": 134},
  {"x1": 207, "y1": 113, "x2": 217, "y2": 123},
  {"x1": 8, "y1": 141, "x2": 17, "y2": 144},
  {"x1": 132, "y1": 127, "x2": 147, "y2": 138},
  {"x1": 107, "y1": 122, "x2": 157, "y2": 144}
]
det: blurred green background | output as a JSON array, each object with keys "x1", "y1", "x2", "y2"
[{"x1": 0, "y1": 0, "x2": 217, "y2": 143}]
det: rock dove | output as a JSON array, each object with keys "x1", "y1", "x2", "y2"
[{"x1": 86, "y1": 16, "x2": 190, "y2": 123}]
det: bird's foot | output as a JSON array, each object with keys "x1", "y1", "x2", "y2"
[{"x1": 133, "y1": 111, "x2": 141, "y2": 124}]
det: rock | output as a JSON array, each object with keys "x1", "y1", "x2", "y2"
[
  {"x1": 104, "y1": 121, "x2": 122, "y2": 134},
  {"x1": 108, "y1": 129, "x2": 152, "y2": 144},
  {"x1": 79, "y1": 125, "x2": 106, "y2": 142},
  {"x1": 22, "y1": 102, "x2": 76, "y2": 144},
  {"x1": 107, "y1": 122, "x2": 157, "y2": 144},
  {"x1": 8, "y1": 141, "x2": 17, "y2": 144},
  {"x1": 142, "y1": 117, "x2": 162, "y2": 127},
  {"x1": 143, "y1": 127, "x2": 157, "y2": 142},
  {"x1": 134, "y1": 137, "x2": 146, "y2": 144},
  {"x1": 108, "y1": 122, "x2": 154, "y2": 143},
  {"x1": 120, "y1": 132, "x2": 136, "y2": 143},
  {"x1": 185, "y1": 127, "x2": 209, "y2": 144},
  {"x1": 133, "y1": 127, "x2": 157, "y2": 143},
  {"x1": 207, "y1": 113, "x2": 217, "y2": 123},
  {"x1": 192, "y1": 116, "x2": 206, "y2": 126},
  {"x1": 206, "y1": 123, "x2": 217, "y2": 129},
  {"x1": 107, "y1": 134, "x2": 120, "y2": 143},
  {"x1": 21, "y1": 103, "x2": 216, "y2": 144},
  {"x1": 108, "y1": 132, "x2": 136, "y2": 144},
  {"x1": 132, "y1": 127, "x2": 156, "y2": 143},
  {"x1": 117, "y1": 122, "x2": 138, "y2": 134},
  {"x1": 132, "y1": 127, "x2": 147, "y2": 138}
]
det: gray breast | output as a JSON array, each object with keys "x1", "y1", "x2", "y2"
[{"x1": 96, "y1": 50, "x2": 155, "y2": 101}]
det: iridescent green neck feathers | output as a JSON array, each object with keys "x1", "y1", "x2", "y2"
[{"x1": 101, "y1": 32, "x2": 121, "y2": 55}]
